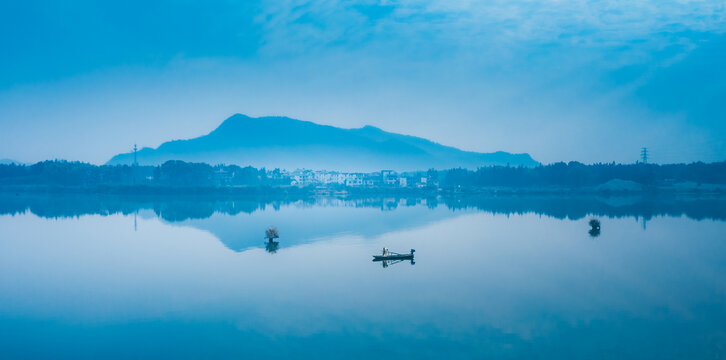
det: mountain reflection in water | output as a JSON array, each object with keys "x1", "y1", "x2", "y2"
[
  {"x1": 1, "y1": 192, "x2": 724, "y2": 252},
  {"x1": 1, "y1": 192, "x2": 726, "y2": 359}
]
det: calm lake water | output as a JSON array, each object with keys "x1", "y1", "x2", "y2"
[{"x1": 1, "y1": 194, "x2": 725, "y2": 359}]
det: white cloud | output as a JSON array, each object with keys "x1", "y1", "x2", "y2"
[{"x1": 254, "y1": 0, "x2": 726, "y2": 66}]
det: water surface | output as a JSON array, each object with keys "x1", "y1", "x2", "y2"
[{"x1": 1, "y1": 194, "x2": 725, "y2": 359}]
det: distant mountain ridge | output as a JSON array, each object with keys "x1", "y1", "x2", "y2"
[
  {"x1": 107, "y1": 114, "x2": 539, "y2": 171},
  {"x1": 0, "y1": 159, "x2": 23, "y2": 165}
]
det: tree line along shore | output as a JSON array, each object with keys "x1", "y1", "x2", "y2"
[{"x1": 0, "y1": 159, "x2": 725, "y2": 194}]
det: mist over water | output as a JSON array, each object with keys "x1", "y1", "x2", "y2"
[{"x1": 1, "y1": 194, "x2": 725, "y2": 359}]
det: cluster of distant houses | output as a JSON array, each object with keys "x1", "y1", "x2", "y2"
[{"x1": 286, "y1": 169, "x2": 434, "y2": 188}]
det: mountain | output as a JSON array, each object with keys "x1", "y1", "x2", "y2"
[
  {"x1": 107, "y1": 114, "x2": 538, "y2": 171},
  {"x1": 0, "y1": 159, "x2": 23, "y2": 165}
]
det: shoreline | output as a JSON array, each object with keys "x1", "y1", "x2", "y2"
[{"x1": 1, "y1": 183, "x2": 724, "y2": 197}]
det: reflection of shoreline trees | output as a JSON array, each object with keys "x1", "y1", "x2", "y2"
[
  {"x1": 1, "y1": 193, "x2": 726, "y2": 222},
  {"x1": 440, "y1": 195, "x2": 726, "y2": 222},
  {"x1": 0, "y1": 193, "x2": 314, "y2": 221}
]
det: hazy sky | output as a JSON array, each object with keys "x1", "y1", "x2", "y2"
[{"x1": 1, "y1": 0, "x2": 724, "y2": 165}]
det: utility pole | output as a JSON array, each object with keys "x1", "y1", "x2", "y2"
[
  {"x1": 640, "y1": 147, "x2": 648, "y2": 164},
  {"x1": 132, "y1": 143, "x2": 138, "y2": 186}
]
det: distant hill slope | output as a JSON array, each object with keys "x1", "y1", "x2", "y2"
[
  {"x1": 107, "y1": 114, "x2": 539, "y2": 171},
  {"x1": 0, "y1": 159, "x2": 23, "y2": 165}
]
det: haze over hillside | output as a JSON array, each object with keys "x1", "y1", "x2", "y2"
[
  {"x1": 108, "y1": 114, "x2": 538, "y2": 171},
  {"x1": 0, "y1": 159, "x2": 22, "y2": 165}
]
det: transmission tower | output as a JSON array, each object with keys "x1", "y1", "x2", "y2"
[
  {"x1": 640, "y1": 147, "x2": 648, "y2": 164},
  {"x1": 132, "y1": 143, "x2": 138, "y2": 186}
]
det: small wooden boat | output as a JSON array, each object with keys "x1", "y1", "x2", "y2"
[{"x1": 372, "y1": 248, "x2": 415, "y2": 261}]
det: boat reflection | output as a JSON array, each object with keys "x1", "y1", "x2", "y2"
[{"x1": 375, "y1": 258, "x2": 415, "y2": 268}]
